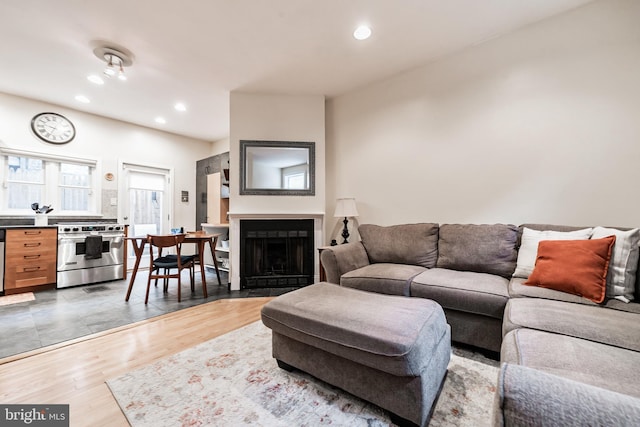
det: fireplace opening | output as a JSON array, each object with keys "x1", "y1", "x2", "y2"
[{"x1": 240, "y1": 219, "x2": 314, "y2": 289}]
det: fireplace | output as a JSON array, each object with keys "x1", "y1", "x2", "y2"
[{"x1": 240, "y1": 219, "x2": 314, "y2": 289}]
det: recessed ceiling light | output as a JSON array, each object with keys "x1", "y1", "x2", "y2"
[
  {"x1": 87, "y1": 75, "x2": 104, "y2": 85},
  {"x1": 155, "y1": 117, "x2": 166, "y2": 124},
  {"x1": 75, "y1": 95, "x2": 90, "y2": 103},
  {"x1": 353, "y1": 25, "x2": 372, "y2": 40},
  {"x1": 174, "y1": 102, "x2": 187, "y2": 112}
]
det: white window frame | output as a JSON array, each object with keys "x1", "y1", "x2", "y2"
[
  {"x1": 0, "y1": 148, "x2": 100, "y2": 216},
  {"x1": 281, "y1": 163, "x2": 309, "y2": 190}
]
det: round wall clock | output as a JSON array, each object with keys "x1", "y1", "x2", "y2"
[{"x1": 31, "y1": 112, "x2": 76, "y2": 144}]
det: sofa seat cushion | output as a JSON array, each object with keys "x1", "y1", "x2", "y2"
[
  {"x1": 341, "y1": 263, "x2": 427, "y2": 296},
  {"x1": 261, "y1": 282, "x2": 450, "y2": 377},
  {"x1": 501, "y1": 328, "x2": 640, "y2": 399},
  {"x1": 410, "y1": 268, "x2": 509, "y2": 319},
  {"x1": 603, "y1": 299, "x2": 640, "y2": 314},
  {"x1": 509, "y1": 277, "x2": 598, "y2": 305},
  {"x1": 509, "y1": 279, "x2": 640, "y2": 314},
  {"x1": 504, "y1": 298, "x2": 640, "y2": 352},
  {"x1": 496, "y1": 363, "x2": 640, "y2": 427}
]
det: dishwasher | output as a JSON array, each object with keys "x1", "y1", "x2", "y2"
[{"x1": 0, "y1": 228, "x2": 5, "y2": 295}]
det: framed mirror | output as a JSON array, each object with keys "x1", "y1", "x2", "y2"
[{"x1": 240, "y1": 140, "x2": 315, "y2": 196}]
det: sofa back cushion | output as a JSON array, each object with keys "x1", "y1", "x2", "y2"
[
  {"x1": 358, "y1": 223, "x2": 439, "y2": 268},
  {"x1": 591, "y1": 226, "x2": 640, "y2": 302},
  {"x1": 513, "y1": 227, "x2": 594, "y2": 279},
  {"x1": 436, "y1": 223, "x2": 519, "y2": 278}
]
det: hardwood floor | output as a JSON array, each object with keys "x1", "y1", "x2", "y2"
[{"x1": 0, "y1": 297, "x2": 273, "y2": 427}]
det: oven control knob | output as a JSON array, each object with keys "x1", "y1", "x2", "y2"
[
  {"x1": 72, "y1": 227, "x2": 79, "y2": 231},
  {"x1": 115, "y1": 226, "x2": 121, "y2": 230},
  {"x1": 108, "y1": 226, "x2": 114, "y2": 230},
  {"x1": 63, "y1": 227, "x2": 71, "y2": 232}
]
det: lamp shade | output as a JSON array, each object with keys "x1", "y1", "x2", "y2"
[{"x1": 334, "y1": 198, "x2": 359, "y2": 218}]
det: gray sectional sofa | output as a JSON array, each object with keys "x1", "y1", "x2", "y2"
[{"x1": 320, "y1": 222, "x2": 640, "y2": 425}]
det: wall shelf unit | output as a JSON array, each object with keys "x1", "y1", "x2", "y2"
[{"x1": 201, "y1": 223, "x2": 230, "y2": 273}]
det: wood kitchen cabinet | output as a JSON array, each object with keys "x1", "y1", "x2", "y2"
[{"x1": 4, "y1": 227, "x2": 57, "y2": 294}]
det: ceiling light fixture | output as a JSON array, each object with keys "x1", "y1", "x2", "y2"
[
  {"x1": 353, "y1": 25, "x2": 372, "y2": 40},
  {"x1": 93, "y1": 45, "x2": 134, "y2": 82},
  {"x1": 75, "y1": 95, "x2": 90, "y2": 103},
  {"x1": 174, "y1": 102, "x2": 187, "y2": 112},
  {"x1": 155, "y1": 117, "x2": 166, "y2": 124}
]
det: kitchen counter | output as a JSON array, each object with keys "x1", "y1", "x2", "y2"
[{"x1": 0, "y1": 225, "x2": 58, "y2": 229}]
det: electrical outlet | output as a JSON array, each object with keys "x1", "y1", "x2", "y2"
[{"x1": 110, "y1": 198, "x2": 117, "y2": 206}]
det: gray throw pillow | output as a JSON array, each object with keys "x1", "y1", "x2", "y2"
[
  {"x1": 591, "y1": 226, "x2": 640, "y2": 302},
  {"x1": 436, "y1": 223, "x2": 518, "y2": 278},
  {"x1": 358, "y1": 223, "x2": 439, "y2": 268}
]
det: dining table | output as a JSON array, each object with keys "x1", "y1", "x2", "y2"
[{"x1": 124, "y1": 232, "x2": 222, "y2": 301}]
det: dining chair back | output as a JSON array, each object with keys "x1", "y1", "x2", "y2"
[{"x1": 145, "y1": 234, "x2": 195, "y2": 303}]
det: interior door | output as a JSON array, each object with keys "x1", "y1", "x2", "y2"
[{"x1": 119, "y1": 163, "x2": 172, "y2": 266}]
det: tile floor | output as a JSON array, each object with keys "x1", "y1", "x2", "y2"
[{"x1": 0, "y1": 269, "x2": 298, "y2": 359}]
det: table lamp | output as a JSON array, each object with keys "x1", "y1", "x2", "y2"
[{"x1": 334, "y1": 198, "x2": 359, "y2": 244}]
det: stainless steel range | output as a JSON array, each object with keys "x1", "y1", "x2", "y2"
[{"x1": 57, "y1": 223, "x2": 125, "y2": 288}]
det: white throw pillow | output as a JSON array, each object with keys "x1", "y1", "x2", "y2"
[
  {"x1": 591, "y1": 226, "x2": 640, "y2": 303},
  {"x1": 513, "y1": 227, "x2": 593, "y2": 279}
]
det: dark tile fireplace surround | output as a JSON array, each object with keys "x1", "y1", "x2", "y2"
[{"x1": 240, "y1": 219, "x2": 314, "y2": 289}]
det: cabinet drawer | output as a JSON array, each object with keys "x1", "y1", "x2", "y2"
[
  {"x1": 7, "y1": 229, "x2": 55, "y2": 250},
  {"x1": 6, "y1": 228, "x2": 56, "y2": 254},
  {"x1": 6, "y1": 251, "x2": 57, "y2": 264},
  {"x1": 7, "y1": 228, "x2": 56, "y2": 241},
  {"x1": 4, "y1": 262, "x2": 56, "y2": 289}
]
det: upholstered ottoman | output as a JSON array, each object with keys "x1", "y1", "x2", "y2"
[{"x1": 261, "y1": 282, "x2": 451, "y2": 427}]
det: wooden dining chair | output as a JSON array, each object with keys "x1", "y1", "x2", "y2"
[{"x1": 145, "y1": 234, "x2": 196, "y2": 304}]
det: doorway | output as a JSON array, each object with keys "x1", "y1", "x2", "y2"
[{"x1": 119, "y1": 163, "x2": 172, "y2": 266}]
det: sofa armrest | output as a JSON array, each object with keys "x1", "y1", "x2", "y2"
[
  {"x1": 320, "y1": 242, "x2": 370, "y2": 284},
  {"x1": 494, "y1": 363, "x2": 640, "y2": 427}
]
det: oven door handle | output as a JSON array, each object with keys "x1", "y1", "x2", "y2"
[{"x1": 58, "y1": 234, "x2": 123, "y2": 241}]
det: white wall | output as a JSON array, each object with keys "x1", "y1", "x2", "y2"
[
  {"x1": 250, "y1": 161, "x2": 281, "y2": 189},
  {"x1": 211, "y1": 137, "x2": 230, "y2": 156},
  {"x1": 228, "y1": 92, "x2": 326, "y2": 289},
  {"x1": 0, "y1": 92, "x2": 212, "y2": 230},
  {"x1": 326, "y1": 0, "x2": 640, "y2": 233},
  {"x1": 229, "y1": 92, "x2": 326, "y2": 214}
]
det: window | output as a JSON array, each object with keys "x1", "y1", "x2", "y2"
[
  {"x1": 59, "y1": 163, "x2": 91, "y2": 211},
  {"x1": 281, "y1": 164, "x2": 309, "y2": 190},
  {"x1": 1, "y1": 149, "x2": 98, "y2": 215},
  {"x1": 7, "y1": 156, "x2": 45, "y2": 209}
]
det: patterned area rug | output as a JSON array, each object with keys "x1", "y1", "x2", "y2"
[{"x1": 107, "y1": 322, "x2": 499, "y2": 426}]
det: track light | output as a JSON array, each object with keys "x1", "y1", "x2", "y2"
[
  {"x1": 103, "y1": 54, "x2": 117, "y2": 77},
  {"x1": 93, "y1": 45, "x2": 133, "y2": 83},
  {"x1": 118, "y1": 62, "x2": 127, "y2": 81}
]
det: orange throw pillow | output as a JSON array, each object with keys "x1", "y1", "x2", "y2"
[{"x1": 524, "y1": 236, "x2": 616, "y2": 303}]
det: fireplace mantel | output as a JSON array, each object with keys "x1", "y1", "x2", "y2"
[
  {"x1": 228, "y1": 212, "x2": 325, "y2": 290},
  {"x1": 228, "y1": 212, "x2": 325, "y2": 220}
]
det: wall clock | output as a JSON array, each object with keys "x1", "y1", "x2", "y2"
[{"x1": 31, "y1": 112, "x2": 76, "y2": 144}]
